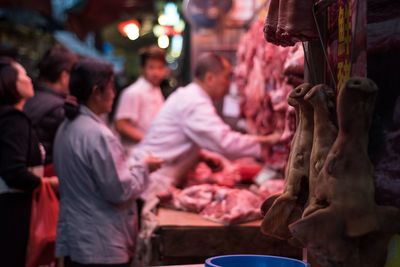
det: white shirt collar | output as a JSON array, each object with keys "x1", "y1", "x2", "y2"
[
  {"x1": 191, "y1": 82, "x2": 212, "y2": 101},
  {"x1": 138, "y1": 76, "x2": 159, "y2": 91},
  {"x1": 80, "y1": 105, "x2": 106, "y2": 125}
]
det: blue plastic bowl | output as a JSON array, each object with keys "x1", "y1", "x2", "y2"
[{"x1": 205, "y1": 254, "x2": 309, "y2": 267}]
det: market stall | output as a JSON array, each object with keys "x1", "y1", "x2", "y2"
[
  {"x1": 1, "y1": 0, "x2": 398, "y2": 266},
  {"x1": 142, "y1": 0, "x2": 400, "y2": 267},
  {"x1": 137, "y1": 2, "x2": 306, "y2": 266},
  {"x1": 150, "y1": 208, "x2": 300, "y2": 265},
  {"x1": 136, "y1": 158, "x2": 293, "y2": 266},
  {"x1": 151, "y1": 1, "x2": 400, "y2": 267}
]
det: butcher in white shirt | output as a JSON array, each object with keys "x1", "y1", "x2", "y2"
[
  {"x1": 136, "y1": 52, "x2": 281, "y2": 202},
  {"x1": 114, "y1": 46, "x2": 168, "y2": 155}
]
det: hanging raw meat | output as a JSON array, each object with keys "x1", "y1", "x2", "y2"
[
  {"x1": 302, "y1": 84, "x2": 337, "y2": 217},
  {"x1": 261, "y1": 83, "x2": 313, "y2": 240},
  {"x1": 289, "y1": 77, "x2": 400, "y2": 267},
  {"x1": 283, "y1": 43, "x2": 305, "y2": 87},
  {"x1": 236, "y1": 20, "x2": 304, "y2": 174},
  {"x1": 263, "y1": 0, "x2": 280, "y2": 44},
  {"x1": 264, "y1": 0, "x2": 318, "y2": 47}
]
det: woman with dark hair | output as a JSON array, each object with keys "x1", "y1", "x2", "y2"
[
  {"x1": 53, "y1": 58, "x2": 162, "y2": 267},
  {"x1": 24, "y1": 45, "x2": 78, "y2": 167},
  {"x1": 0, "y1": 57, "x2": 57, "y2": 266}
]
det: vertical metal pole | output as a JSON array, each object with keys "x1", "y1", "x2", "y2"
[{"x1": 303, "y1": 4, "x2": 328, "y2": 86}]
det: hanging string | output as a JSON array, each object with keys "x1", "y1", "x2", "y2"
[{"x1": 302, "y1": 42, "x2": 318, "y2": 85}]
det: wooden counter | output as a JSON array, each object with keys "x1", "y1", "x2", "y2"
[
  {"x1": 156, "y1": 207, "x2": 262, "y2": 227},
  {"x1": 150, "y1": 208, "x2": 301, "y2": 266}
]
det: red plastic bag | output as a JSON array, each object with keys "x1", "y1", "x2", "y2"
[
  {"x1": 44, "y1": 164, "x2": 56, "y2": 177},
  {"x1": 26, "y1": 181, "x2": 59, "y2": 267}
]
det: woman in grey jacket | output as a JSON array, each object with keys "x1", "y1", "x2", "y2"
[{"x1": 53, "y1": 58, "x2": 162, "y2": 267}]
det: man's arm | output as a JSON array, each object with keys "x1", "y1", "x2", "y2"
[
  {"x1": 114, "y1": 119, "x2": 144, "y2": 143},
  {"x1": 255, "y1": 132, "x2": 282, "y2": 147},
  {"x1": 182, "y1": 99, "x2": 263, "y2": 159},
  {"x1": 114, "y1": 88, "x2": 144, "y2": 143}
]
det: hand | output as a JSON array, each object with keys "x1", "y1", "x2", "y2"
[
  {"x1": 257, "y1": 132, "x2": 282, "y2": 146},
  {"x1": 145, "y1": 155, "x2": 164, "y2": 173},
  {"x1": 201, "y1": 153, "x2": 224, "y2": 173},
  {"x1": 42, "y1": 176, "x2": 59, "y2": 191}
]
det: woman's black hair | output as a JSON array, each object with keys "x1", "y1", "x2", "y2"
[
  {"x1": 65, "y1": 58, "x2": 114, "y2": 120},
  {"x1": 0, "y1": 57, "x2": 22, "y2": 106},
  {"x1": 38, "y1": 45, "x2": 78, "y2": 83}
]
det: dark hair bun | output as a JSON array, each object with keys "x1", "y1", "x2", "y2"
[{"x1": 64, "y1": 95, "x2": 80, "y2": 120}]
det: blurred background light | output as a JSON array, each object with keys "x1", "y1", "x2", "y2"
[{"x1": 158, "y1": 34, "x2": 169, "y2": 48}]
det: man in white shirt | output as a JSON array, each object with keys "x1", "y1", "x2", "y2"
[
  {"x1": 114, "y1": 46, "x2": 168, "y2": 155},
  {"x1": 136, "y1": 52, "x2": 281, "y2": 202}
]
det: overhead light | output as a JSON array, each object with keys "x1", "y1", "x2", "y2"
[
  {"x1": 124, "y1": 24, "x2": 139, "y2": 40},
  {"x1": 158, "y1": 2, "x2": 180, "y2": 26},
  {"x1": 174, "y1": 19, "x2": 185, "y2": 34},
  {"x1": 158, "y1": 35, "x2": 170, "y2": 49},
  {"x1": 118, "y1": 19, "x2": 141, "y2": 40},
  {"x1": 153, "y1": 25, "x2": 165, "y2": 37},
  {"x1": 171, "y1": 35, "x2": 183, "y2": 58},
  {"x1": 158, "y1": 14, "x2": 168, "y2": 26}
]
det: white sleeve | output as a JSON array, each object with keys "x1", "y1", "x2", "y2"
[
  {"x1": 182, "y1": 100, "x2": 262, "y2": 160},
  {"x1": 114, "y1": 88, "x2": 141, "y2": 124},
  {"x1": 89, "y1": 131, "x2": 149, "y2": 204}
]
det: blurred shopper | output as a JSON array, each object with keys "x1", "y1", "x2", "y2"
[
  {"x1": 114, "y1": 45, "x2": 168, "y2": 155},
  {"x1": 24, "y1": 45, "x2": 78, "y2": 169},
  {"x1": 53, "y1": 58, "x2": 162, "y2": 267},
  {"x1": 0, "y1": 57, "x2": 57, "y2": 266},
  {"x1": 136, "y1": 52, "x2": 281, "y2": 202}
]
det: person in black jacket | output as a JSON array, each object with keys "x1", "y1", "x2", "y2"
[
  {"x1": 0, "y1": 57, "x2": 58, "y2": 267},
  {"x1": 24, "y1": 46, "x2": 78, "y2": 167}
]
